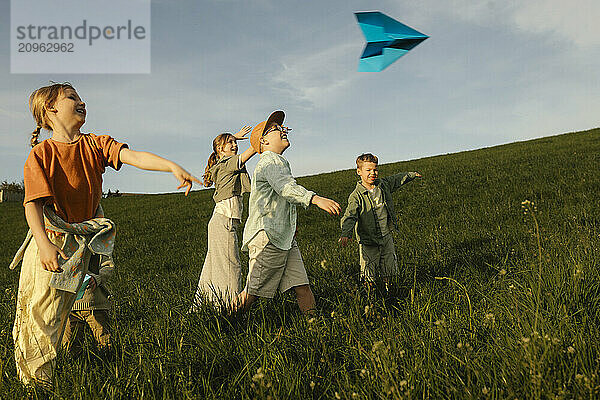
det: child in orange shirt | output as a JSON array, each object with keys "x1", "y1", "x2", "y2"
[{"x1": 10, "y1": 82, "x2": 201, "y2": 385}]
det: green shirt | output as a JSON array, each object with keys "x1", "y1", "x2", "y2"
[
  {"x1": 340, "y1": 172, "x2": 418, "y2": 246},
  {"x1": 242, "y1": 151, "x2": 314, "y2": 251},
  {"x1": 210, "y1": 155, "x2": 251, "y2": 203}
]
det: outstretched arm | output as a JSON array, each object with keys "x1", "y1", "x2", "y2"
[
  {"x1": 263, "y1": 161, "x2": 340, "y2": 215},
  {"x1": 119, "y1": 148, "x2": 202, "y2": 196},
  {"x1": 384, "y1": 171, "x2": 422, "y2": 192},
  {"x1": 311, "y1": 195, "x2": 341, "y2": 216}
]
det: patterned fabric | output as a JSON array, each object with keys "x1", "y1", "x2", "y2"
[
  {"x1": 242, "y1": 151, "x2": 314, "y2": 251},
  {"x1": 10, "y1": 206, "x2": 116, "y2": 384},
  {"x1": 71, "y1": 255, "x2": 114, "y2": 311},
  {"x1": 9, "y1": 205, "x2": 116, "y2": 293}
]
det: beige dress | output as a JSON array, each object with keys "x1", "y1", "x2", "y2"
[
  {"x1": 191, "y1": 155, "x2": 249, "y2": 310},
  {"x1": 12, "y1": 232, "x2": 90, "y2": 384}
]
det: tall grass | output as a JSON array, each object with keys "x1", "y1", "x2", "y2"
[{"x1": 1, "y1": 128, "x2": 599, "y2": 398}]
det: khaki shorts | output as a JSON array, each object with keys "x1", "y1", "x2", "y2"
[
  {"x1": 245, "y1": 230, "x2": 309, "y2": 298},
  {"x1": 359, "y1": 233, "x2": 398, "y2": 281}
]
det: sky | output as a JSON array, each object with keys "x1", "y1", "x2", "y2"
[{"x1": 1, "y1": 0, "x2": 599, "y2": 193}]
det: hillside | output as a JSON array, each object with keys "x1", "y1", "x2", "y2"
[{"x1": 1, "y1": 128, "x2": 599, "y2": 398}]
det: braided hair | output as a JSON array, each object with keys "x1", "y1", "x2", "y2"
[{"x1": 28, "y1": 82, "x2": 75, "y2": 148}]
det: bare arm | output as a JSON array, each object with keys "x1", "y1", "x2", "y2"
[
  {"x1": 119, "y1": 148, "x2": 202, "y2": 196},
  {"x1": 24, "y1": 200, "x2": 66, "y2": 272},
  {"x1": 234, "y1": 125, "x2": 257, "y2": 165},
  {"x1": 239, "y1": 146, "x2": 257, "y2": 165}
]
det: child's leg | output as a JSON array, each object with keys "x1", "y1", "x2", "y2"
[
  {"x1": 380, "y1": 234, "x2": 399, "y2": 288},
  {"x1": 235, "y1": 290, "x2": 258, "y2": 311},
  {"x1": 293, "y1": 285, "x2": 316, "y2": 314},
  {"x1": 279, "y1": 241, "x2": 313, "y2": 313},
  {"x1": 84, "y1": 310, "x2": 112, "y2": 349},
  {"x1": 62, "y1": 311, "x2": 86, "y2": 355},
  {"x1": 359, "y1": 243, "x2": 381, "y2": 283},
  {"x1": 237, "y1": 231, "x2": 286, "y2": 312}
]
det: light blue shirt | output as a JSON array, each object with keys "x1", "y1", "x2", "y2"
[{"x1": 242, "y1": 151, "x2": 314, "y2": 251}]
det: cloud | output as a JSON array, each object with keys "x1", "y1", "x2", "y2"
[
  {"x1": 511, "y1": 0, "x2": 600, "y2": 47},
  {"x1": 270, "y1": 41, "x2": 359, "y2": 109},
  {"x1": 421, "y1": 0, "x2": 600, "y2": 47}
]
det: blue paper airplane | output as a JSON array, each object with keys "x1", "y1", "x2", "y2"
[{"x1": 355, "y1": 11, "x2": 428, "y2": 72}]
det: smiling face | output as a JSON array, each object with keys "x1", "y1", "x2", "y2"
[
  {"x1": 49, "y1": 88, "x2": 86, "y2": 131},
  {"x1": 357, "y1": 161, "x2": 379, "y2": 189},
  {"x1": 261, "y1": 124, "x2": 290, "y2": 154},
  {"x1": 218, "y1": 136, "x2": 238, "y2": 157}
]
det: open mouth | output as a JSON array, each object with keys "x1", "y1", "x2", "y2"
[{"x1": 76, "y1": 108, "x2": 86, "y2": 115}]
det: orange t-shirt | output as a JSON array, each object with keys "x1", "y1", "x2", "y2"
[{"x1": 23, "y1": 133, "x2": 128, "y2": 223}]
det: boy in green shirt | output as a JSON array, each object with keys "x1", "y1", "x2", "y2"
[{"x1": 339, "y1": 153, "x2": 421, "y2": 283}]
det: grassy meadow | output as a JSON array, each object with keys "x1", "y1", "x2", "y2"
[{"x1": 1, "y1": 128, "x2": 599, "y2": 399}]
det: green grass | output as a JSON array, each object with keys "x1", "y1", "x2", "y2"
[{"x1": 1, "y1": 128, "x2": 599, "y2": 399}]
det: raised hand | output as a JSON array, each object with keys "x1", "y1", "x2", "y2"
[{"x1": 234, "y1": 125, "x2": 253, "y2": 140}]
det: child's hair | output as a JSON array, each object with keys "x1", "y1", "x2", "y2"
[
  {"x1": 28, "y1": 82, "x2": 75, "y2": 148},
  {"x1": 203, "y1": 133, "x2": 236, "y2": 187},
  {"x1": 356, "y1": 153, "x2": 378, "y2": 168}
]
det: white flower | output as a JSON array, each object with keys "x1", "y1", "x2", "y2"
[
  {"x1": 371, "y1": 341, "x2": 384, "y2": 353},
  {"x1": 252, "y1": 367, "x2": 265, "y2": 382}
]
